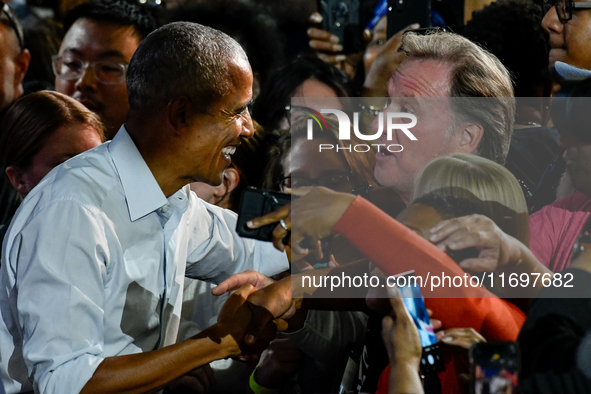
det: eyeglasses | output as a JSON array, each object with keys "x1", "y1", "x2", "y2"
[
  {"x1": 279, "y1": 172, "x2": 355, "y2": 193},
  {"x1": 52, "y1": 55, "x2": 128, "y2": 84},
  {"x1": 543, "y1": 0, "x2": 591, "y2": 23},
  {"x1": 1, "y1": 3, "x2": 24, "y2": 50}
]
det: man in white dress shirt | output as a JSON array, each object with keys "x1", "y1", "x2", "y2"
[{"x1": 0, "y1": 22, "x2": 288, "y2": 394}]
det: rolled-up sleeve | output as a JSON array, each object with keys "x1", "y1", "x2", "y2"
[
  {"x1": 2, "y1": 201, "x2": 109, "y2": 394},
  {"x1": 184, "y1": 201, "x2": 288, "y2": 283}
]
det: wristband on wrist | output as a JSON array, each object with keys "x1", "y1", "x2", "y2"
[{"x1": 249, "y1": 366, "x2": 275, "y2": 394}]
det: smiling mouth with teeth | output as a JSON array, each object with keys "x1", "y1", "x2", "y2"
[{"x1": 222, "y1": 146, "x2": 237, "y2": 159}]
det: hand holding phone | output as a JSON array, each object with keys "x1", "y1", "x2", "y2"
[
  {"x1": 317, "y1": 0, "x2": 363, "y2": 53},
  {"x1": 380, "y1": 285, "x2": 425, "y2": 394},
  {"x1": 393, "y1": 271, "x2": 445, "y2": 376},
  {"x1": 236, "y1": 187, "x2": 292, "y2": 243},
  {"x1": 382, "y1": 286, "x2": 423, "y2": 366},
  {"x1": 239, "y1": 187, "x2": 355, "y2": 256},
  {"x1": 386, "y1": 0, "x2": 431, "y2": 39}
]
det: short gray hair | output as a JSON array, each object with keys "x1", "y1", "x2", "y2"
[
  {"x1": 127, "y1": 21, "x2": 248, "y2": 114},
  {"x1": 401, "y1": 32, "x2": 515, "y2": 165}
]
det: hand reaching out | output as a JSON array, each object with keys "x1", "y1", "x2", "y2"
[
  {"x1": 436, "y1": 327, "x2": 486, "y2": 350},
  {"x1": 363, "y1": 23, "x2": 419, "y2": 97},
  {"x1": 246, "y1": 187, "x2": 356, "y2": 258},
  {"x1": 428, "y1": 214, "x2": 522, "y2": 272}
]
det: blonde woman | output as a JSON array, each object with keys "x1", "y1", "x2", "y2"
[
  {"x1": 417, "y1": 154, "x2": 553, "y2": 304},
  {"x1": 412, "y1": 153, "x2": 529, "y2": 245}
]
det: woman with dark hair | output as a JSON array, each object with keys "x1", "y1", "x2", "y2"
[
  {"x1": 264, "y1": 117, "x2": 377, "y2": 193},
  {"x1": 252, "y1": 54, "x2": 352, "y2": 133},
  {"x1": 0, "y1": 91, "x2": 105, "y2": 239}
]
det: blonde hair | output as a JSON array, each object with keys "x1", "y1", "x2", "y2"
[{"x1": 412, "y1": 153, "x2": 528, "y2": 244}]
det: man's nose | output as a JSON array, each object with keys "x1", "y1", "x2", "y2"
[
  {"x1": 542, "y1": 5, "x2": 563, "y2": 33},
  {"x1": 241, "y1": 110, "x2": 255, "y2": 139},
  {"x1": 75, "y1": 64, "x2": 99, "y2": 92}
]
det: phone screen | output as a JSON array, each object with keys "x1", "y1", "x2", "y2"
[
  {"x1": 317, "y1": 0, "x2": 363, "y2": 53},
  {"x1": 398, "y1": 282, "x2": 437, "y2": 348},
  {"x1": 386, "y1": 0, "x2": 431, "y2": 39},
  {"x1": 474, "y1": 366, "x2": 518, "y2": 394},
  {"x1": 395, "y1": 271, "x2": 444, "y2": 375},
  {"x1": 338, "y1": 354, "x2": 359, "y2": 393},
  {"x1": 471, "y1": 343, "x2": 519, "y2": 394}
]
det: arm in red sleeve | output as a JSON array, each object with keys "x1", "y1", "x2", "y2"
[{"x1": 332, "y1": 196, "x2": 525, "y2": 340}]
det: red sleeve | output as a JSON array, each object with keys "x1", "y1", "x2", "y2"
[{"x1": 333, "y1": 196, "x2": 525, "y2": 339}]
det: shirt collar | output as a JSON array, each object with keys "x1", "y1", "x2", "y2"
[
  {"x1": 555, "y1": 61, "x2": 591, "y2": 79},
  {"x1": 109, "y1": 126, "x2": 169, "y2": 221}
]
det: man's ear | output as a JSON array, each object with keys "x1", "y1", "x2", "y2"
[
  {"x1": 166, "y1": 96, "x2": 193, "y2": 133},
  {"x1": 211, "y1": 168, "x2": 241, "y2": 209},
  {"x1": 221, "y1": 167, "x2": 240, "y2": 195},
  {"x1": 458, "y1": 123, "x2": 484, "y2": 154},
  {"x1": 14, "y1": 49, "x2": 30, "y2": 87},
  {"x1": 6, "y1": 166, "x2": 28, "y2": 195}
]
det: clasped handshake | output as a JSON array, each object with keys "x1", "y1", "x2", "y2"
[{"x1": 210, "y1": 186, "x2": 356, "y2": 359}]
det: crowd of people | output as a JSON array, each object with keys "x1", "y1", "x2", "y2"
[{"x1": 0, "y1": 0, "x2": 591, "y2": 393}]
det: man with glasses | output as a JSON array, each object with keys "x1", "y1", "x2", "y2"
[
  {"x1": 54, "y1": 0, "x2": 158, "y2": 139},
  {"x1": 543, "y1": 0, "x2": 591, "y2": 71}
]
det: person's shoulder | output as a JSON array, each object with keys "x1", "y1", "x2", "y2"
[
  {"x1": 19, "y1": 143, "x2": 121, "y2": 216},
  {"x1": 551, "y1": 192, "x2": 591, "y2": 212}
]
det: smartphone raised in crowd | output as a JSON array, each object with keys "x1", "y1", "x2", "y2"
[
  {"x1": 333, "y1": 342, "x2": 363, "y2": 393},
  {"x1": 387, "y1": 0, "x2": 431, "y2": 38},
  {"x1": 236, "y1": 187, "x2": 291, "y2": 243},
  {"x1": 317, "y1": 0, "x2": 364, "y2": 53},
  {"x1": 470, "y1": 342, "x2": 519, "y2": 394},
  {"x1": 395, "y1": 270, "x2": 445, "y2": 376}
]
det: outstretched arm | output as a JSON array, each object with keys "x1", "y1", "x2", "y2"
[{"x1": 80, "y1": 284, "x2": 275, "y2": 394}]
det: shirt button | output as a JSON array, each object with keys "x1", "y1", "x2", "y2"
[{"x1": 161, "y1": 205, "x2": 169, "y2": 213}]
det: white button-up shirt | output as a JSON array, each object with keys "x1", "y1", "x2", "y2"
[{"x1": 0, "y1": 127, "x2": 288, "y2": 394}]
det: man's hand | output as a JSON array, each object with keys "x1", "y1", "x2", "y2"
[
  {"x1": 362, "y1": 23, "x2": 419, "y2": 97},
  {"x1": 428, "y1": 214, "x2": 521, "y2": 272},
  {"x1": 381, "y1": 287, "x2": 422, "y2": 368},
  {"x1": 308, "y1": 12, "x2": 358, "y2": 78},
  {"x1": 436, "y1": 327, "x2": 486, "y2": 350},
  {"x1": 212, "y1": 270, "x2": 274, "y2": 296},
  {"x1": 214, "y1": 274, "x2": 302, "y2": 347},
  {"x1": 242, "y1": 277, "x2": 301, "y2": 345},
  {"x1": 216, "y1": 284, "x2": 277, "y2": 358}
]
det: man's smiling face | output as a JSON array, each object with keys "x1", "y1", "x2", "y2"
[
  {"x1": 184, "y1": 57, "x2": 254, "y2": 186},
  {"x1": 373, "y1": 58, "x2": 468, "y2": 202}
]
